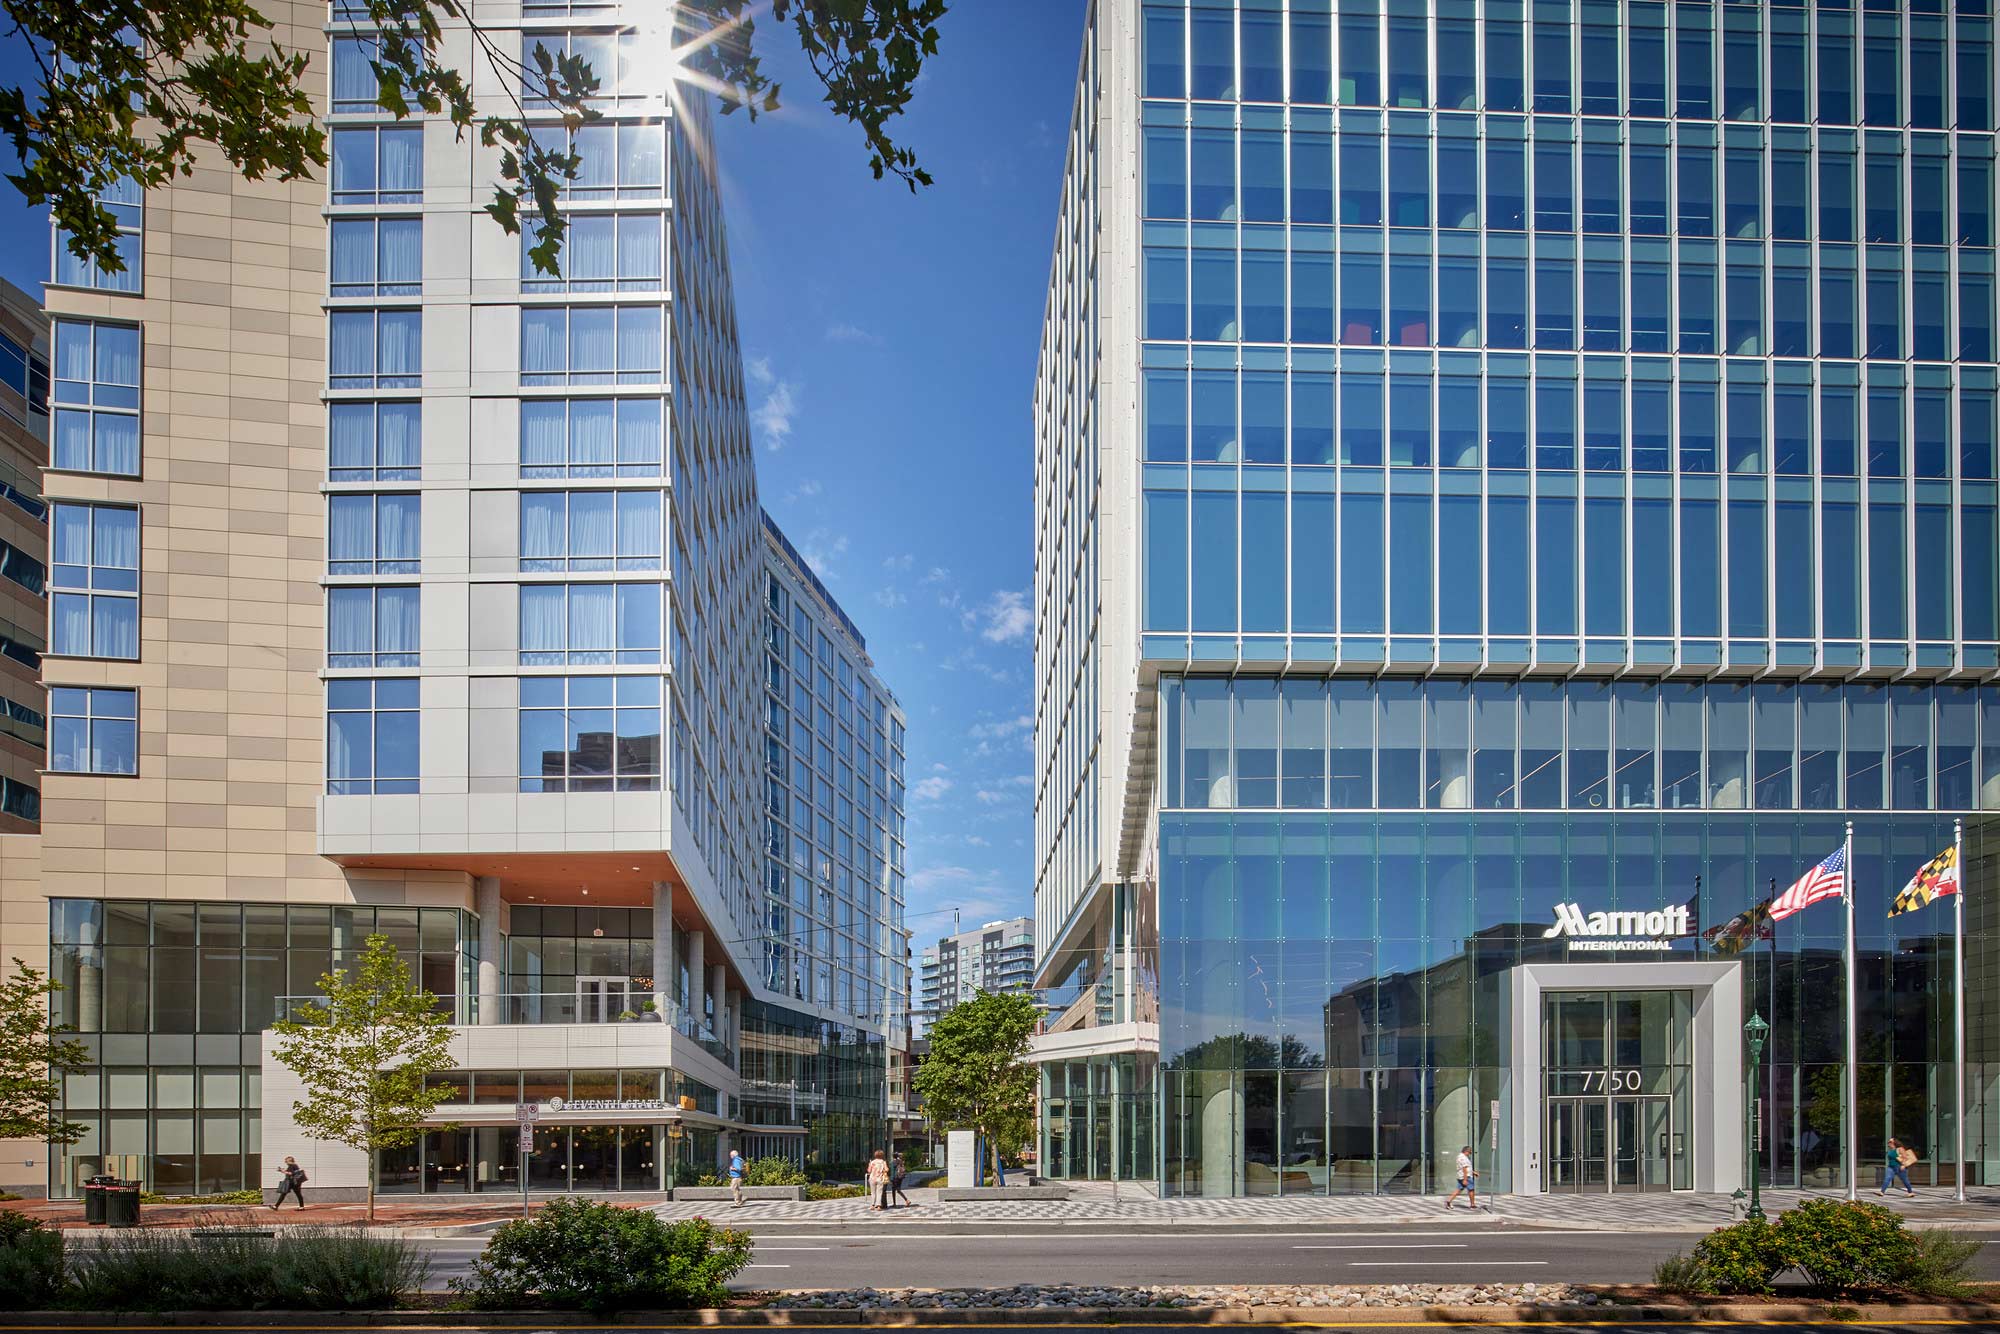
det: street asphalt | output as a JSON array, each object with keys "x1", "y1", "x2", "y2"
[{"x1": 408, "y1": 1218, "x2": 2000, "y2": 1291}]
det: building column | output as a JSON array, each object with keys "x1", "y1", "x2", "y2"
[
  {"x1": 709, "y1": 963, "x2": 726, "y2": 1036},
  {"x1": 650, "y1": 881, "x2": 676, "y2": 1017},
  {"x1": 476, "y1": 876, "x2": 502, "y2": 1024},
  {"x1": 726, "y1": 988, "x2": 742, "y2": 1055},
  {"x1": 686, "y1": 929, "x2": 706, "y2": 1030}
]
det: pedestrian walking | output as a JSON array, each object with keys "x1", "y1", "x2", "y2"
[
  {"x1": 1444, "y1": 1145, "x2": 1479, "y2": 1210},
  {"x1": 727, "y1": 1148, "x2": 746, "y2": 1207},
  {"x1": 867, "y1": 1149, "x2": 891, "y2": 1210},
  {"x1": 890, "y1": 1152, "x2": 913, "y2": 1207},
  {"x1": 1881, "y1": 1138, "x2": 1918, "y2": 1196},
  {"x1": 272, "y1": 1156, "x2": 307, "y2": 1209}
]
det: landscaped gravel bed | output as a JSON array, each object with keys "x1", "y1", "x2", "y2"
[{"x1": 763, "y1": 1281, "x2": 1592, "y2": 1310}]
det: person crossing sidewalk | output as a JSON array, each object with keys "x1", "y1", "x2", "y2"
[{"x1": 1444, "y1": 1146, "x2": 1479, "y2": 1210}]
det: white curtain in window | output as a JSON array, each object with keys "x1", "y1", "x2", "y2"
[
  {"x1": 330, "y1": 220, "x2": 374, "y2": 286},
  {"x1": 618, "y1": 492, "x2": 661, "y2": 560},
  {"x1": 521, "y1": 310, "x2": 565, "y2": 376},
  {"x1": 52, "y1": 505, "x2": 89, "y2": 567},
  {"x1": 574, "y1": 34, "x2": 617, "y2": 96},
  {"x1": 377, "y1": 494, "x2": 420, "y2": 562},
  {"x1": 379, "y1": 219, "x2": 422, "y2": 286},
  {"x1": 328, "y1": 495, "x2": 374, "y2": 563},
  {"x1": 576, "y1": 125, "x2": 616, "y2": 192},
  {"x1": 97, "y1": 415, "x2": 138, "y2": 475},
  {"x1": 377, "y1": 312, "x2": 421, "y2": 378},
  {"x1": 379, "y1": 403, "x2": 421, "y2": 470},
  {"x1": 569, "y1": 584, "x2": 614, "y2": 657},
  {"x1": 97, "y1": 325, "x2": 139, "y2": 390},
  {"x1": 330, "y1": 312, "x2": 375, "y2": 379},
  {"x1": 332, "y1": 38, "x2": 380, "y2": 104},
  {"x1": 520, "y1": 493, "x2": 565, "y2": 560},
  {"x1": 54, "y1": 411, "x2": 90, "y2": 472},
  {"x1": 520, "y1": 585, "x2": 566, "y2": 653},
  {"x1": 93, "y1": 507, "x2": 138, "y2": 570},
  {"x1": 55, "y1": 321, "x2": 91, "y2": 383},
  {"x1": 521, "y1": 401, "x2": 568, "y2": 468},
  {"x1": 569, "y1": 492, "x2": 614, "y2": 559},
  {"x1": 94, "y1": 599, "x2": 137, "y2": 659},
  {"x1": 327, "y1": 711, "x2": 370, "y2": 784},
  {"x1": 617, "y1": 308, "x2": 663, "y2": 378},
  {"x1": 378, "y1": 585, "x2": 420, "y2": 654},
  {"x1": 617, "y1": 583, "x2": 661, "y2": 651},
  {"x1": 571, "y1": 308, "x2": 615, "y2": 374},
  {"x1": 571, "y1": 217, "x2": 616, "y2": 284},
  {"x1": 619, "y1": 124, "x2": 663, "y2": 190},
  {"x1": 329, "y1": 403, "x2": 373, "y2": 471},
  {"x1": 617, "y1": 399, "x2": 661, "y2": 466},
  {"x1": 382, "y1": 127, "x2": 422, "y2": 193},
  {"x1": 51, "y1": 593, "x2": 89, "y2": 656},
  {"x1": 618, "y1": 215, "x2": 662, "y2": 283},
  {"x1": 573, "y1": 400, "x2": 615, "y2": 467},
  {"x1": 328, "y1": 587, "x2": 373, "y2": 655}
]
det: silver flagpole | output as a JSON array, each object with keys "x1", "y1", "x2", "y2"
[
  {"x1": 1845, "y1": 820, "x2": 1858, "y2": 1202},
  {"x1": 1956, "y1": 816, "x2": 1967, "y2": 1203}
]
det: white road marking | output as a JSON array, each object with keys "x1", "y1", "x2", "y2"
[
  {"x1": 755, "y1": 1246, "x2": 832, "y2": 1251},
  {"x1": 738, "y1": 1229, "x2": 1607, "y2": 1241},
  {"x1": 745, "y1": 1263, "x2": 791, "y2": 1269}
]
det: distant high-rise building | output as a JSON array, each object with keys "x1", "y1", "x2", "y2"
[{"x1": 917, "y1": 915, "x2": 1034, "y2": 1035}]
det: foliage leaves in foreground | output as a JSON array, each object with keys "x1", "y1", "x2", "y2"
[
  {"x1": 0, "y1": 1212, "x2": 62, "y2": 1310},
  {"x1": 452, "y1": 1198, "x2": 752, "y2": 1313},
  {"x1": 0, "y1": 959, "x2": 89, "y2": 1147},
  {"x1": 1683, "y1": 1200, "x2": 1979, "y2": 1298},
  {"x1": 43, "y1": 1225, "x2": 428, "y2": 1311},
  {"x1": 4, "y1": 0, "x2": 943, "y2": 281},
  {"x1": 912, "y1": 989, "x2": 1039, "y2": 1167}
]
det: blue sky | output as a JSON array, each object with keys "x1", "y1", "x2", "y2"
[{"x1": 0, "y1": 5, "x2": 1085, "y2": 946}]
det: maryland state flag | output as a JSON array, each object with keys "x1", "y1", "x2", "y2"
[
  {"x1": 1703, "y1": 899, "x2": 1774, "y2": 955},
  {"x1": 1888, "y1": 846, "x2": 1962, "y2": 917}
]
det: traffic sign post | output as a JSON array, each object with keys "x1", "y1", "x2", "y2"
[{"x1": 516, "y1": 1104, "x2": 539, "y2": 1218}]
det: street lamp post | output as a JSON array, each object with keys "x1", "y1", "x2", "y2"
[{"x1": 1744, "y1": 1012, "x2": 1769, "y2": 1221}]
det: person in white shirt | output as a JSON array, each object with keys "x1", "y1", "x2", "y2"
[{"x1": 1445, "y1": 1146, "x2": 1479, "y2": 1210}]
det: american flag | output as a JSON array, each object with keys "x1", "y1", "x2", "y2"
[{"x1": 1769, "y1": 846, "x2": 1848, "y2": 921}]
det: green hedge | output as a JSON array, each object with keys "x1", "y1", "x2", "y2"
[
  {"x1": 452, "y1": 1197, "x2": 751, "y2": 1313},
  {"x1": 1675, "y1": 1200, "x2": 1978, "y2": 1299},
  {"x1": 15, "y1": 1224, "x2": 429, "y2": 1311}
]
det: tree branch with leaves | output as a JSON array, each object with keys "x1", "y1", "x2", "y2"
[
  {"x1": 269, "y1": 932, "x2": 457, "y2": 1221},
  {"x1": 3, "y1": 0, "x2": 944, "y2": 280},
  {"x1": 911, "y1": 990, "x2": 1038, "y2": 1180},
  {"x1": 0, "y1": 959, "x2": 89, "y2": 1151}
]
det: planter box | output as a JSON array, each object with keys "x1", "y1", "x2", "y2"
[
  {"x1": 670, "y1": 1185, "x2": 805, "y2": 1201},
  {"x1": 933, "y1": 1185, "x2": 1070, "y2": 1201}
]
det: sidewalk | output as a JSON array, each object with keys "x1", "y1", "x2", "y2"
[
  {"x1": 0, "y1": 1194, "x2": 662, "y2": 1234},
  {"x1": 646, "y1": 1181, "x2": 2000, "y2": 1232}
]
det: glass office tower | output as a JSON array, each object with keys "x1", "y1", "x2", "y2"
[{"x1": 1033, "y1": 0, "x2": 2000, "y2": 1196}]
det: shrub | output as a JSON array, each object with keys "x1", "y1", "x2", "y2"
[
  {"x1": 743, "y1": 1156, "x2": 807, "y2": 1188},
  {"x1": 0, "y1": 1212, "x2": 62, "y2": 1309},
  {"x1": 1891, "y1": 1228, "x2": 1981, "y2": 1299},
  {"x1": 1692, "y1": 1217, "x2": 1786, "y2": 1295},
  {"x1": 1652, "y1": 1249, "x2": 1714, "y2": 1296},
  {"x1": 1773, "y1": 1198, "x2": 1918, "y2": 1297},
  {"x1": 452, "y1": 1197, "x2": 751, "y2": 1313},
  {"x1": 62, "y1": 1226, "x2": 428, "y2": 1311},
  {"x1": 804, "y1": 1183, "x2": 866, "y2": 1200},
  {"x1": 140, "y1": 1190, "x2": 262, "y2": 1204}
]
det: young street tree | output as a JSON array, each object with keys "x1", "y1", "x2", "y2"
[
  {"x1": 2, "y1": 0, "x2": 943, "y2": 280},
  {"x1": 0, "y1": 959, "x2": 89, "y2": 1152},
  {"x1": 911, "y1": 989, "x2": 1038, "y2": 1181},
  {"x1": 269, "y1": 932, "x2": 456, "y2": 1220}
]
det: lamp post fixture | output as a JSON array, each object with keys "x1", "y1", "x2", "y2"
[{"x1": 1744, "y1": 1011, "x2": 1769, "y2": 1221}]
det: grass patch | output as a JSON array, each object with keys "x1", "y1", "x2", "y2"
[
  {"x1": 61, "y1": 1225, "x2": 429, "y2": 1310},
  {"x1": 139, "y1": 1190, "x2": 263, "y2": 1205}
]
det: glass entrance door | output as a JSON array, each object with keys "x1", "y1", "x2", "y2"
[
  {"x1": 576, "y1": 976, "x2": 631, "y2": 1023},
  {"x1": 1611, "y1": 1096, "x2": 1672, "y2": 1192},
  {"x1": 1544, "y1": 1097, "x2": 1608, "y2": 1192}
]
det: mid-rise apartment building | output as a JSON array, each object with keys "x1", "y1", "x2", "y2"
[
  {"x1": 917, "y1": 915, "x2": 1035, "y2": 1034},
  {"x1": 0, "y1": 280, "x2": 47, "y2": 836},
  {"x1": 0, "y1": 0, "x2": 907, "y2": 1198},
  {"x1": 1034, "y1": 0, "x2": 1999, "y2": 1196}
]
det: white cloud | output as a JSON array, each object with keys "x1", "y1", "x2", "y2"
[
  {"x1": 795, "y1": 528, "x2": 849, "y2": 577},
  {"x1": 972, "y1": 589, "x2": 1032, "y2": 644},
  {"x1": 745, "y1": 356, "x2": 797, "y2": 451},
  {"x1": 873, "y1": 586, "x2": 909, "y2": 608},
  {"x1": 783, "y1": 478, "x2": 823, "y2": 504},
  {"x1": 825, "y1": 321, "x2": 882, "y2": 345},
  {"x1": 883, "y1": 553, "x2": 915, "y2": 572},
  {"x1": 910, "y1": 775, "x2": 953, "y2": 801},
  {"x1": 967, "y1": 713, "x2": 1034, "y2": 741}
]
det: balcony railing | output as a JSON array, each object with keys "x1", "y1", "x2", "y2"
[{"x1": 276, "y1": 992, "x2": 734, "y2": 1067}]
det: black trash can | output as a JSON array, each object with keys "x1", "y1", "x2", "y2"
[
  {"x1": 82, "y1": 1173, "x2": 116, "y2": 1225},
  {"x1": 103, "y1": 1180, "x2": 141, "y2": 1228}
]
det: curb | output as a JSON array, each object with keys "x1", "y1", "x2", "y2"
[{"x1": 5, "y1": 1302, "x2": 1999, "y2": 1326}]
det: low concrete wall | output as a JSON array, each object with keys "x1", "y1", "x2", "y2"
[
  {"x1": 934, "y1": 1185, "x2": 1069, "y2": 1201},
  {"x1": 670, "y1": 1185, "x2": 806, "y2": 1201}
]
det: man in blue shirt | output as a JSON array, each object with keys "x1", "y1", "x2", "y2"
[{"x1": 728, "y1": 1148, "x2": 745, "y2": 1207}]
